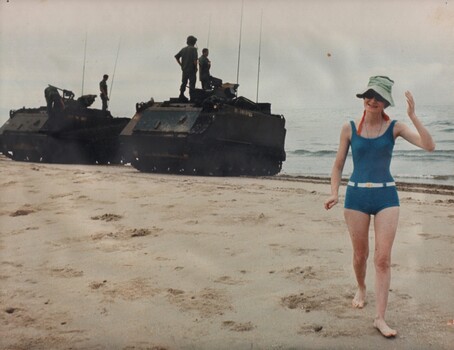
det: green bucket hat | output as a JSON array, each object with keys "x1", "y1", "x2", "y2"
[{"x1": 356, "y1": 76, "x2": 395, "y2": 107}]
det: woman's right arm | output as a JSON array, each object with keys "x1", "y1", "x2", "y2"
[{"x1": 324, "y1": 122, "x2": 351, "y2": 210}]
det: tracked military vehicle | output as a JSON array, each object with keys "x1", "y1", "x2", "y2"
[
  {"x1": 0, "y1": 86, "x2": 130, "y2": 164},
  {"x1": 121, "y1": 78, "x2": 286, "y2": 176}
]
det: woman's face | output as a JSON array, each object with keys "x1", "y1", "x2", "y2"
[{"x1": 363, "y1": 96, "x2": 386, "y2": 113}]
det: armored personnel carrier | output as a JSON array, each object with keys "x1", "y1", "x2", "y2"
[
  {"x1": 120, "y1": 78, "x2": 286, "y2": 176},
  {"x1": 0, "y1": 86, "x2": 130, "y2": 164}
]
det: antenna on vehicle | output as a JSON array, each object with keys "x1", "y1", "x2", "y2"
[
  {"x1": 256, "y1": 9, "x2": 263, "y2": 103},
  {"x1": 81, "y1": 32, "x2": 87, "y2": 95},
  {"x1": 109, "y1": 38, "x2": 121, "y2": 101},
  {"x1": 207, "y1": 13, "x2": 211, "y2": 48},
  {"x1": 236, "y1": 0, "x2": 244, "y2": 86}
]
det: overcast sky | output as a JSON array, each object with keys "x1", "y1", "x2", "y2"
[{"x1": 0, "y1": 0, "x2": 453, "y2": 123}]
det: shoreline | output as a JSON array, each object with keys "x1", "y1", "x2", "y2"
[
  {"x1": 1, "y1": 155, "x2": 453, "y2": 349},
  {"x1": 271, "y1": 174, "x2": 454, "y2": 196},
  {"x1": 2, "y1": 154, "x2": 454, "y2": 195}
]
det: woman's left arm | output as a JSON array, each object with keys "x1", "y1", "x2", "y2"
[{"x1": 395, "y1": 91, "x2": 435, "y2": 152}]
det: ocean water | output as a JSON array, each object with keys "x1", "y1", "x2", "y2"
[{"x1": 280, "y1": 105, "x2": 454, "y2": 186}]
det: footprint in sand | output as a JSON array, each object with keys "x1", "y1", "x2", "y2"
[
  {"x1": 1, "y1": 261, "x2": 23, "y2": 268},
  {"x1": 49, "y1": 267, "x2": 84, "y2": 278},
  {"x1": 214, "y1": 275, "x2": 246, "y2": 285},
  {"x1": 286, "y1": 266, "x2": 318, "y2": 280},
  {"x1": 9, "y1": 205, "x2": 37, "y2": 217},
  {"x1": 298, "y1": 324, "x2": 324, "y2": 335},
  {"x1": 90, "y1": 213, "x2": 123, "y2": 222},
  {"x1": 222, "y1": 320, "x2": 256, "y2": 332},
  {"x1": 166, "y1": 287, "x2": 232, "y2": 318},
  {"x1": 91, "y1": 227, "x2": 162, "y2": 241},
  {"x1": 93, "y1": 278, "x2": 157, "y2": 301},
  {"x1": 49, "y1": 193, "x2": 73, "y2": 200},
  {"x1": 130, "y1": 228, "x2": 155, "y2": 237},
  {"x1": 4, "y1": 307, "x2": 19, "y2": 314},
  {"x1": 89, "y1": 280, "x2": 108, "y2": 290},
  {"x1": 167, "y1": 288, "x2": 185, "y2": 296},
  {"x1": 291, "y1": 247, "x2": 319, "y2": 256},
  {"x1": 281, "y1": 292, "x2": 327, "y2": 312},
  {"x1": 2, "y1": 180, "x2": 18, "y2": 187}
]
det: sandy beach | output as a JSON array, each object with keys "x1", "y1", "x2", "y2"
[{"x1": 1, "y1": 154, "x2": 453, "y2": 349}]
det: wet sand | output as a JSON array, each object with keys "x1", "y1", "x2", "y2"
[{"x1": 1, "y1": 155, "x2": 453, "y2": 349}]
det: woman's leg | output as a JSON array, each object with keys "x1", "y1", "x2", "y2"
[
  {"x1": 344, "y1": 209, "x2": 371, "y2": 308},
  {"x1": 373, "y1": 206, "x2": 399, "y2": 337}
]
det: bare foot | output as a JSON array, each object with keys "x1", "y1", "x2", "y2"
[
  {"x1": 374, "y1": 318, "x2": 397, "y2": 338},
  {"x1": 352, "y1": 288, "x2": 366, "y2": 308}
]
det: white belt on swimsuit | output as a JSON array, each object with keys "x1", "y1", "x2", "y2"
[{"x1": 347, "y1": 181, "x2": 396, "y2": 188}]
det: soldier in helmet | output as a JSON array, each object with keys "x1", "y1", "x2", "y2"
[{"x1": 175, "y1": 35, "x2": 198, "y2": 102}]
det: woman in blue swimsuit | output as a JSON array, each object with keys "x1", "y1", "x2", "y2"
[{"x1": 324, "y1": 76, "x2": 435, "y2": 338}]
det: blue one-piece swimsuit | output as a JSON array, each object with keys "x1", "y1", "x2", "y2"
[{"x1": 344, "y1": 120, "x2": 400, "y2": 215}]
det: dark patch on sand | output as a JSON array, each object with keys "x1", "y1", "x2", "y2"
[{"x1": 91, "y1": 213, "x2": 123, "y2": 222}]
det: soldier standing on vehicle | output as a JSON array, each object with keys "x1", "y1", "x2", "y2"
[
  {"x1": 44, "y1": 85, "x2": 64, "y2": 117},
  {"x1": 175, "y1": 35, "x2": 198, "y2": 102},
  {"x1": 99, "y1": 74, "x2": 109, "y2": 111},
  {"x1": 199, "y1": 48, "x2": 211, "y2": 90}
]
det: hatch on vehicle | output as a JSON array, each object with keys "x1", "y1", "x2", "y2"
[{"x1": 133, "y1": 108, "x2": 201, "y2": 133}]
